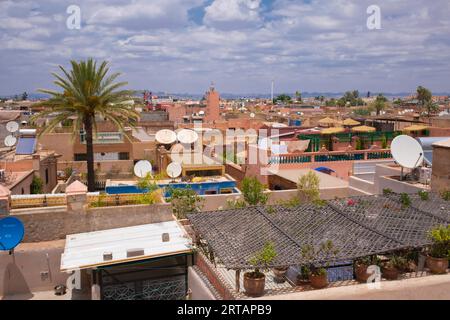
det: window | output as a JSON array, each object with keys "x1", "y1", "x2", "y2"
[
  {"x1": 74, "y1": 153, "x2": 87, "y2": 161},
  {"x1": 45, "y1": 169, "x2": 49, "y2": 184},
  {"x1": 119, "y1": 152, "x2": 129, "y2": 160}
]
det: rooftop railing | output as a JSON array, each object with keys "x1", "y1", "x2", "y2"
[{"x1": 268, "y1": 149, "x2": 392, "y2": 165}]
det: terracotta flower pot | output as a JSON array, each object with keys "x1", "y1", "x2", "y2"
[
  {"x1": 243, "y1": 272, "x2": 266, "y2": 297},
  {"x1": 426, "y1": 256, "x2": 449, "y2": 274},
  {"x1": 355, "y1": 264, "x2": 372, "y2": 283},
  {"x1": 309, "y1": 273, "x2": 328, "y2": 289},
  {"x1": 382, "y1": 266, "x2": 399, "y2": 280},
  {"x1": 273, "y1": 267, "x2": 288, "y2": 283}
]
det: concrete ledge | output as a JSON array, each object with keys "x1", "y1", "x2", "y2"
[{"x1": 256, "y1": 274, "x2": 450, "y2": 300}]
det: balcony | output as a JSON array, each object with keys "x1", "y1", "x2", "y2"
[{"x1": 80, "y1": 132, "x2": 124, "y2": 144}]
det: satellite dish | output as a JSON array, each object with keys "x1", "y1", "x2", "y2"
[
  {"x1": 155, "y1": 129, "x2": 177, "y2": 145},
  {"x1": 0, "y1": 217, "x2": 25, "y2": 251},
  {"x1": 199, "y1": 110, "x2": 205, "y2": 116},
  {"x1": 250, "y1": 113, "x2": 255, "y2": 118},
  {"x1": 4, "y1": 135, "x2": 17, "y2": 147},
  {"x1": 133, "y1": 160, "x2": 152, "y2": 178},
  {"x1": 166, "y1": 162, "x2": 182, "y2": 179},
  {"x1": 391, "y1": 135, "x2": 424, "y2": 169},
  {"x1": 6, "y1": 121, "x2": 19, "y2": 133},
  {"x1": 177, "y1": 129, "x2": 198, "y2": 144}
]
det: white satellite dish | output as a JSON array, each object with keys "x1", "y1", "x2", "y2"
[
  {"x1": 155, "y1": 129, "x2": 177, "y2": 145},
  {"x1": 198, "y1": 110, "x2": 205, "y2": 116},
  {"x1": 133, "y1": 160, "x2": 152, "y2": 178},
  {"x1": 166, "y1": 162, "x2": 182, "y2": 179},
  {"x1": 177, "y1": 129, "x2": 198, "y2": 144},
  {"x1": 250, "y1": 113, "x2": 255, "y2": 118},
  {"x1": 6, "y1": 121, "x2": 19, "y2": 133},
  {"x1": 4, "y1": 135, "x2": 17, "y2": 147},
  {"x1": 391, "y1": 135, "x2": 424, "y2": 169}
]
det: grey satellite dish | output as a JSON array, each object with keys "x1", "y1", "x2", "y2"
[
  {"x1": 133, "y1": 160, "x2": 152, "y2": 178},
  {"x1": 391, "y1": 135, "x2": 424, "y2": 180},
  {"x1": 4, "y1": 135, "x2": 17, "y2": 147},
  {"x1": 391, "y1": 135, "x2": 424, "y2": 169},
  {"x1": 177, "y1": 129, "x2": 199, "y2": 144},
  {"x1": 155, "y1": 129, "x2": 177, "y2": 145},
  {"x1": 166, "y1": 162, "x2": 182, "y2": 179},
  {"x1": 6, "y1": 121, "x2": 19, "y2": 133}
]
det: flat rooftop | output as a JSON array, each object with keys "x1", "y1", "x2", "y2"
[
  {"x1": 106, "y1": 175, "x2": 234, "y2": 187},
  {"x1": 269, "y1": 168, "x2": 348, "y2": 188},
  {"x1": 61, "y1": 221, "x2": 192, "y2": 272}
]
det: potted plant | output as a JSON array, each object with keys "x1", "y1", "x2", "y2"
[
  {"x1": 296, "y1": 265, "x2": 311, "y2": 285},
  {"x1": 301, "y1": 240, "x2": 339, "y2": 289},
  {"x1": 426, "y1": 225, "x2": 450, "y2": 274},
  {"x1": 272, "y1": 266, "x2": 289, "y2": 283},
  {"x1": 382, "y1": 255, "x2": 407, "y2": 280},
  {"x1": 244, "y1": 242, "x2": 277, "y2": 297},
  {"x1": 354, "y1": 255, "x2": 381, "y2": 283}
]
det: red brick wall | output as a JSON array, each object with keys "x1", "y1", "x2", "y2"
[{"x1": 195, "y1": 253, "x2": 235, "y2": 300}]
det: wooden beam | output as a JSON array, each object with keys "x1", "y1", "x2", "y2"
[{"x1": 235, "y1": 270, "x2": 240, "y2": 293}]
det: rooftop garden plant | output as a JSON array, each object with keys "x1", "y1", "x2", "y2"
[
  {"x1": 382, "y1": 255, "x2": 408, "y2": 280},
  {"x1": 297, "y1": 171, "x2": 321, "y2": 203},
  {"x1": 418, "y1": 190, "x2": 430, "y2": 201},
  {"x1": 400, "y1": 193, "x2": 411, "y2": 209},
  {"x1": 300, "y1": 240, "x2": 339, "y2": 289},
  {"x1": 426, "y1": 225, "x2": 450, "y2": 274},
  {"x1": 354, "y1": 255, "x2": 381, "y2": 283},
  {"x1": 241, "y1": 176, "x2": 268, "y2": 206},
  {"x1": 441, "y1": 190, "x2": 450, "y2": 201},
  {"x1": 136, "y1": 172, "x2": 159, "y2": 192},
  {"x1": 244, "y1": 242, "x2": 277, "y2": 297},
  {"x1": 167, "y1": 186, "x2": 204, "y2": 220}
]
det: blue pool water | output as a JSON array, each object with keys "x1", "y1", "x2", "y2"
[{"x1": 106, "y1": 180, "x2": 238, "y2": 197}]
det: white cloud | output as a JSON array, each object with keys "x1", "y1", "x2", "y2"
[
  {"x1": 204, "y1": 0, "x2": 262, "y2": 27},
  {"x1": 0, "y1": 0, "x2": 450, "y2": 94}
]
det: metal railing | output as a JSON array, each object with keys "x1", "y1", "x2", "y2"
[{"x1": 268, "y1": 149, "x2": 392, "y2": 165}]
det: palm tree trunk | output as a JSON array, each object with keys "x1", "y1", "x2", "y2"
[{"x1": 84, "y1": 115, "x2": 96, "y2": 192}]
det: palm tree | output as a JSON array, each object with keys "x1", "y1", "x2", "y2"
[{"x1": 32, "y1": 59, "x2": 139, "y2": 191}]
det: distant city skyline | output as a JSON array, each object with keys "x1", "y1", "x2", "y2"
[{"x1": 1, "y1": 0, "x2": 450, "y2": 95}]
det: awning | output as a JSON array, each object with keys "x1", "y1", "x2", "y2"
[
  {"x1": 61, "y1": 221, "x2": 192, "y2": 272},
  {"x1": 318, "y1": 117, "x2": 336, "y2": 127},
  {"x1": 352, "y1": 125, "x2": 376, "y2": 133},
  {"x1": 342, "y1": 118, "x2": 361, "y2": 126},
  {"x1": 403, "y1": 124, "x2": 429, "y2": 132},
  {"x1": 321, "y1": 127, "x2": 345, "y2": 135}
]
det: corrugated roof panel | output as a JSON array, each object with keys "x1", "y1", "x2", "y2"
[{"x1": 60, "y1": 221, "x2": 192, "y2": 271}]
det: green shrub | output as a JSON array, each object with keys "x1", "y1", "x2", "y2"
[
  {"x1": 297, "y1": 171, "x2": 320, "y2": 203},
  {"x1": 400, "y1": 193, "x2": 411, "y2": 209},
  {"x1": 301, "y1": 240, "x2": 339, "y2": 276},
  {"x1": 428, "y1": 225, "x2": 450, "y2": 259},
  {"x1": 383, "y1": 188, "x2": 393, "y2": 195},
  {"x1": 441, "y1": 190, "x2": 450, "y2": 201},
  {"x1": 418, "y1": 190, "x2": 429, "y2": 201},
  {"x1": 241, "y1": 177, "x2": 268, "y2": 206},
  {"x1": 167, "y1": 187, "x2": 204, "y2": 219},
  {"x1": 248, "y1": 242, "x2": 277, "y2": 277},
  {"x1": 30, "y1": 176, "x2": 44, "y2": 194}
]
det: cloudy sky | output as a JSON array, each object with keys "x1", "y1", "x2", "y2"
[{"x1": 1, "y1": 0, "x2": 450, "y2": 95}]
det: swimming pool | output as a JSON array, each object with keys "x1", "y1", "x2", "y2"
[{"x1": 105, "y1": 180, "x2": 239, "y2": 196}]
